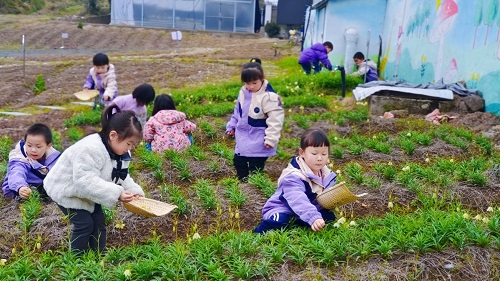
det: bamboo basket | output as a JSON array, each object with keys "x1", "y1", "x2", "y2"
[
  {"x1": 123, "y1": 198, "x2": 177, "y2": 218},
  {"x1": 74, "y1": 89, "x2": 99, "y2": 100},
  {"x1": 316, "y1": 182, "x2": 367, "y2": 209}
]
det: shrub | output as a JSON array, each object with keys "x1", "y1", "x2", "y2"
[
  {"x1": 33, "y1": 73, "x2": 46, "y2": 95},
  {"x1": 265, "y1": 22, "x2": 281, "y2": 38}
]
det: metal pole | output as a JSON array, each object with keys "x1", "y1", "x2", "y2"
[
  {"x1": 141, "y1": 0, "x2": 144, "y2": 27},
  {"x1": 22, "y1": 34, "x2": 26, "y2": 79},
  {"x1": 364, "y1": 29, "x2": 371, "y2": 83}
]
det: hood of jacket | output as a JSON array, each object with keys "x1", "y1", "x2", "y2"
[{"x1": 152, "y1": 110, "x2": 187, "y2": 125}]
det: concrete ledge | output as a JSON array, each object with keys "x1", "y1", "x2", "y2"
[{"x1": 368, "y1": 92, "x2": 484, "y2": 116}]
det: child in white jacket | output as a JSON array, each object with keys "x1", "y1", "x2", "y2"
[{"x1": 44, "y1": 104, "x2": 144, "y2": 254}]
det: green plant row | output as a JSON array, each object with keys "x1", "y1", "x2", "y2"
[{"x1": 2, "y1": 208, "x2": 498, "y2": 280}]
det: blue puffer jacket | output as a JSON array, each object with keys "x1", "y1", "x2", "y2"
[{"x1": 298, "y1": 43, "x2": 333, "y2": 71}]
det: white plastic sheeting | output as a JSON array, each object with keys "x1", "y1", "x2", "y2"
[{"x1": 110, "y1": 0, "x2": 256, "y2": 33}]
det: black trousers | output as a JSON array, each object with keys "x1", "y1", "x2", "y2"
[
  {"x1": 58, "y1": 204, "x2": 106, "y2": 254},
  {"x1": 233, "y1": 154, "x2": 268, "y2": 181}
]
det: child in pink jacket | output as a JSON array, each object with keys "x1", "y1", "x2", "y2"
[{"x1": 143, "y1": 94, "x2": 196, "y2": 153}]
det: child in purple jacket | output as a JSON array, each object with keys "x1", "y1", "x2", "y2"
[
  {"x1": 109, "y1": 83, "x2": 156, "y2": 128},
  {"x1": 254, "y1": 129, "x2": 337, "y2": 233},
  {"x1": 2, "y1": 123, "x2": 61, "y2": 201},
  {"x1": 298, "y1": 41, "x2": 334, "y2": 75},
  {"x1": 226, "y1": 62, "x2": 284, "y2": 182},
  {"x1": 83, "y1": 53, "x2": 118, "y2": 109}
]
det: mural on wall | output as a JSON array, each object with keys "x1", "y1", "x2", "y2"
[
  {"x1": 304, "y1": 0, "x2": 387, "y2": 73},
  {"x1": 381, "y1": 0, "x2": 500, "y2": 115}
]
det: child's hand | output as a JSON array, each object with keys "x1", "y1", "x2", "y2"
[
  {"x1": 265, "y1": 144, "x2": 273, "y2": 149},
  {"x1": 226, "y1": 130, "x2": 235, "y2": 136},
  {"x1": 311, "y1": 218, "x2": 326, "y2": 232},
  {"x1": 18, "y1": 186, "x2": 32, "y2": 199},
  {"x1": 103, "y1": 96, "x2": 110, "y2": 101},
  {"x1": 119, "y1": 191, "x2": 136, "y2": 202}
]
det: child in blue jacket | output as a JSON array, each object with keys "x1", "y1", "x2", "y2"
[
  {"x1": 2, "y1": 123, "x2": 61, "y2": 201},
  {"x1": 298, "y1": 41, "x2": 334, "y2": 75}
]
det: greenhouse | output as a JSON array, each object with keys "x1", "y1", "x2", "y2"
[{"x1": 110, "y1": 0, "x2": 261, "y2": 33}]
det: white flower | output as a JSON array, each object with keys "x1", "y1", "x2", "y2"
[
  {"x1": 425, "y1": 158, "x2": 430, "y2": 163},
  {"x1": 450, "y1": 158, "x2": 454, "y2": 163},
  {"x1": 402, "y1": 166, "x2": 410, "y2": 171},
  {"x1": 406, "y1": 133, "x2": 411, "y2": 137},
  {"x1": 337, "y1": 217, "x2": 346, "y2": 224},
  {"x1": 372, "y1": 135, "x2": 377, "y2": 139},
  {"x1": 473, "y1": 214, "x2": 482, "y2": 221},
  {"x1": 487, "y1": 207, "x2": 494, "y2": 212},
  {"x1": 0, "y1": 259, "x2": 6, "y2": 266},
  {"x1": 334, "y1": 137, "x2": 338, "y2": 141},
  {"x1": 387, "y1": 202, "x2": 394, "y2": 209},
  {"x1": 328, "y1": 163, "x2": 334, "y2": 169},
  {"x1": 463, "y1": 213, "x2": 470, "y2": 219},
  {"x1": 124, "y1": 269, "x2": 132, "y2": 277},
  {"x1": 192, "y1": 233, "x2": 201, "y2": 239},
  {"x1": 388, "y1": 161, "x2": 393, "y2": 166},
  {"x1": 333, "y1": 222, "x2": 340, "y2": 228},
  {"x1": 349, "y1": 221, "x2": 357, "y2": 226},
  {"x1": 288, "y1": 109, "x2": 292, "y2": 113},
  {"x1": 482, "y1": 217, "x2": 490, "y2": 223}
]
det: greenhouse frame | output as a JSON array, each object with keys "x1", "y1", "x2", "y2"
[{"x1": 110, "y1": 0, "x2": 260, "y2": 33}]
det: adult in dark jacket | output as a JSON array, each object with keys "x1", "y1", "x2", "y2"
[{"x1": 298, "y1": 41, "x2": 334, "y2": 75}]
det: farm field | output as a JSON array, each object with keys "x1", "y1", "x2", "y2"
[{"x1": 1, "y1": 13, "x2": 500, "y2": 281}]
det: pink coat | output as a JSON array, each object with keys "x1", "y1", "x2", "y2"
[{"x1": 144, "y1": 110, "x2": 196, "y2": 152}]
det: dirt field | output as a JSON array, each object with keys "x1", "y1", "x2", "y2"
[{"x1": 1, "y1": 15, "x2": 500, "y2": 280}]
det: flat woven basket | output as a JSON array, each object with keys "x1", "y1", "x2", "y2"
[
  {"x1": 316, "y1": 181, "x2": 367, "y2": 209},
  {"x1": 123, "y1": 198, "x2": 177, "y2": 218}
]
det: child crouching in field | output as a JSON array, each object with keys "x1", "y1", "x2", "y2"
[
  {"x1": 44, "y1": 105, "x2": 145, "y2": 254},
  {"x1": 143, "y1": 94, "x2": 196, "y2": 153},
  {"x1": 2, "y1": 123, "x2": 61, "y2": 202},
  {"x1": 110, "y1": 83, "x2": 156, "y2": 128},
  {"x1": 254, "y1": 129, "x2": 337, "y2": 233},
  {"x1": 83, "y1": 53, "x2": 118, "y2": 109}
]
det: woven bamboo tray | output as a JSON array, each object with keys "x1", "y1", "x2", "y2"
[
  {"x1": 123, "y1": 198, "x2": 177, "y2": 218},
  {"x1": 316, "y1": 182, "x2": 367, "y2": 209},
  {"x1": 74, "y1": 90, "x2": 99, "y2": 100}
]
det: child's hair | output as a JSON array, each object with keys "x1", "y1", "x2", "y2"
[
  {"x1": 241, "y1": 62, "x2": 265, "y2": 83},
  {"x1": 323, "y1": 41, "x2": 333, "y2": 50},
  {"x1": 25, "y1": 123, "x2": 52, "y2": 144},
  {"x1": 249, "y1": 57, "x2": 262, "y2": 64},
  {"x1": 93, "y1": 53, "x2": 109, "y2": 66},
  {"x1": 132, "y1": 83, "x2": 156, "y2": 106},
  {"x1": 300, "y1": 129, "x2": 330, "y2": 150},
  {"x1": 152, "y1": 94, "x2": 176, "y2": 116},
  {"x1": 100, "y1": 104, "x2": 142, "y2": 141},
  {"x1": 353, "y1": 52, "x2": 365, "y2": 60}
]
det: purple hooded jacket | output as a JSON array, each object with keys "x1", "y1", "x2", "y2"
[
  {"x1": 2, "y1": 141, "x2": 61, "y2": 198},
  {"x1": 226, "y1": 80, "x2": 284, "y2": 157},
  {"x1": 261, "y1": 156, "x2": 337, "y2": 226},
  {"x1": 298, "y1": 43, "x2": 333, "y2": 71}
]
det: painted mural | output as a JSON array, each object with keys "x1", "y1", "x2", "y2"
[
  {"x1": 306, "y1": 0, "x2": 500, "y2": 114},
  {"x1": 383, "y1": 0, "x2": 500, "y2": 114}
]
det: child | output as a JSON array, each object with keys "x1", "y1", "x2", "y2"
[
  {"x1": 143, "y1": 94, "x2": 196, "y2": 153},
  {"x1": 249, "y1": 58, "x2": 276, "y2": 93},
  {"x1": 226, "y1": 62, "x2": 285, "y2": 182},
  {"x1": 350, "y1": 51, "x2": 378, "y2": 82},
  {"x1": 298, "y1": 41, "x2": 334, "y2": 75},
  {"x1": 83, "y1": 53, "x2": 118, "y2": 108},
  {"x1": 2, "y1": 123, "x2": 61, "y2": 201},
  {"x1": 254, "y1": 129, "x2": 337, "y2": 233},
  {"x1": 44, "y1": 105, "x2": 145, "y2": 254},
  {"x1": 110, "y1": 83, "x2": 156, "y2": 128}
]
